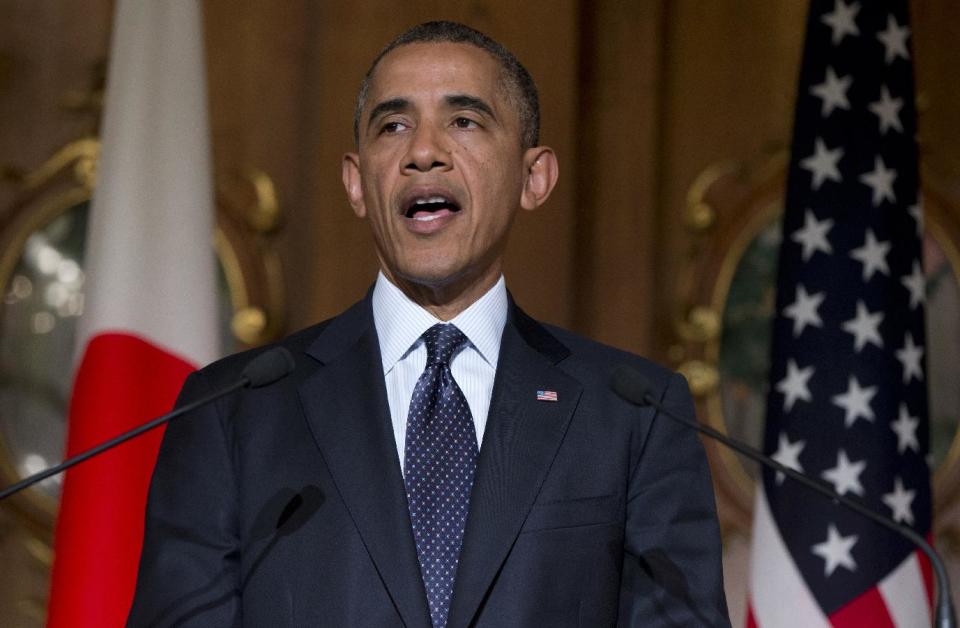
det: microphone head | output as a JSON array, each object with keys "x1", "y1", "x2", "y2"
[
  {"x1": 242, "y1": 347, "x2": 296, "y2": 388},
  {"x1": 611, "y1": 365, "x2": 654, "y2": 407}
]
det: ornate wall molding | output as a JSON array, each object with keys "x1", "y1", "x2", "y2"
[{"x1": 674, "y1": 153, "x2": 960, "y2": 539}]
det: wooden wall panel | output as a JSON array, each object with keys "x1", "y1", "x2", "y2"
[
  {"x1": 0, "y1": 1, "x2": 111, "y2": 212},
  {"x1": 571, "y1": 1, "x2": 663, "y2": 355},
  {"x1": 657, "y1": 1, "x2": 807, "y2": 357},
  {"x1": 204, "y1": 1, "x2": 315, "y2": 333},
  {"x1": 913, "y1": 0, "x2": 960, "y2": 186}
]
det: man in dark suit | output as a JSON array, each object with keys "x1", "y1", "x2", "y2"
[{"x1": 128, "y1": 21, "x2": 730, "y2": 627}]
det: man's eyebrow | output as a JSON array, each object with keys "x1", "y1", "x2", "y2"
[
  {"x1": 445, "y1": 94, "x2": 496, "y2": 120},
  {"x1": 366, "y1": 98, "x2": 410, "y2": 129}
]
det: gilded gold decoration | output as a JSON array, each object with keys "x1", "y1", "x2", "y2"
[
  {"x1": 212, "y1": 166, "x2": 286, "y2": 345},
  {"x1": 675, "y1": 305, "x2": 720, "y2": 344},
  {"x1": 686, "y1": 201, "x2": 716, "y2": 231},
  {"x1": 244, "y1": 167, "x2": 281, "y2": 233},
  {"x1": 23, "y1": 538, "x2": 52, "y2": 567},
  {"x1": 217, "y1": 167, "x2": 282, "y2": 233},
  {"x1": 232, "y1": 307, "x2": 268, "y2": 346},
  {"x1": 677, "y1": 360, "x2": 719, "y2": 397},
  {"x1": 72, "y1": 153, "x2": 97, "y2": 190},
  {"x1": 684, "y1": 161, "x2": 741, "y2": 233},
  {"x1": 21, "y1": 138, "x2": 99, "y2": 192},
  {"x1": 213, "y1": 218, "x2": 285, "y2": 346}
]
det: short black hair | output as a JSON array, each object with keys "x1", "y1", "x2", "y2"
[{"x1": 353, "y1": 21, "x2": 540, "y2": 149}]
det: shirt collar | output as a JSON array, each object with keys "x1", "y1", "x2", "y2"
[{"x1": 372, "y1": 271, "x2": 508, "y2": 374}]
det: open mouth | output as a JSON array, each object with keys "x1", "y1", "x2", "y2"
[{"x1": 403, "y1": 195, "x2": 462, "y2": 222}]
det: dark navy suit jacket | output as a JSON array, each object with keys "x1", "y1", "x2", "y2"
[{"x1": 128, "y1": 294, "x2": 730, "y2": 627}]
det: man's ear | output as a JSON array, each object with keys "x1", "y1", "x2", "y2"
[
  {"x1": 342, "y1": 152, "x2": 366, "y2": 218},
  {"x1": 520, "y1": 146, "x2": 559, "y2": 211}
]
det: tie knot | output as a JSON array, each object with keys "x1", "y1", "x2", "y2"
[{"x1": 422, "y1": 323, "x2": 468, "y2": 366}]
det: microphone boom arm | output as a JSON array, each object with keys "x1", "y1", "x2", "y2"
[
  {"x1": 0, "y1": 379, "x2": 247, "y2": 502},
  {"x1": 0, "y1": 346, "x2": 295, "y2": 503}
]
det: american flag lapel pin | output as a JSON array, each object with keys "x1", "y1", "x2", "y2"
[{"x1": 536, "y1": 390, "x2": 558, "y2": 402}]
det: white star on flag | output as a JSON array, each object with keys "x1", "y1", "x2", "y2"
[
  {"x1": 810, "y1": 67, "x2": 853, "y2": 117},
  {"x1": 792, "y1": 209, "x2": 834, "y2": 261},
  {"x1": 849, "y1": 228, "x2": 891, "y2": 281},
  {"x1": 812, "y1": 524, "x2": 859, "y2": 577},
  {"x1": 776, "y1": 359, "x2": 815, "y2": 412},
  {"x1": 891, "y1": 403, "x2": 920, "y2": 454},
  {"x1": 800, "y1": 138, "x2": 844, "y2": 190},
  {"x1": 894, "y1": 332, "x2": 924, "y2": 384},
  {"x1": 821, "y1": 0, "x2": 861, "y2": 45},
  {"x1": 901, "y1": 260, "x2": 925, "y2": 309},
  {"x1": 821, "y1": 449, "x2": 867, "y2": 496},
  {"x1": 771, "y1": 431, "x2": 806, "y2": 484},
  {"x1": 877, "y1": 14, "x2": 911, "y2": 64},
  {"x1": 908, "y1": 202, "x2": 923, "y2": 238},
  {"x1": 882, "y1": 477, "x2": 916, "y2": 524},
  {"x1": 831, "y1": 375, "x2": 877, "y2": 428},
  {"x1": 868, "y1": 85, "x2": 904, "y2": 134},
  {"x1": 841, "y1": 300, "x2": 884, "y2": 352},
  {"x1": 783, "y1": 284, "x2": 826, "y2": 337},
  {"x1": 859, "y1": 156, "x2": 897, "y2": 206}
]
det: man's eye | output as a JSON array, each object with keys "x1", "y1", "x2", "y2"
[
  {"x1": 381, "y1": 121, "x2": 408, "y2": 134},
  {"x1": 453, "y1": 117, "x2": 479, "y2": 129}
]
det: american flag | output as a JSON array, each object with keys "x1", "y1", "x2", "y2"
[
  {"x1": 536, "y1": 390, "x2": 558, "y2": 402},
  {"x1": 748, "y1": 1, "x2": 933, "y2": 626}
]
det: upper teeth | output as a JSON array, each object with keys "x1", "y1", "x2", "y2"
[{"x1": 414, "y1": 196, "x2": 448, "y2": 205}]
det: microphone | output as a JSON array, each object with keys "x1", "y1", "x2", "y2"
[
  {"x1": 241, "y1": 345, "x2": 296, "y2": 387},
  {"x1": 0, "y1": 346, "x2": 296, "y2": 502},
  {"x1": 611, "y1": 364, "x2": 956, "y2": 628}
]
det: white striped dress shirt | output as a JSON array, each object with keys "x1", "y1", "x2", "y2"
[{"x1": 371, "y1": 272, "x2": 507, "y2": 471}]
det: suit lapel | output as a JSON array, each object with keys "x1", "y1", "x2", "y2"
[
  {"x1": 297, "y1": 299, "x2": 432, "y2": 628},
  {"x1": 447, "y1": 305, "x2": 583, "y2": 627}
]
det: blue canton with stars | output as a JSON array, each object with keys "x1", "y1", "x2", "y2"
[
  {"x1": 404, "y1": 323, "x2": 478, "y2": 628},
  {"x1": 762, "y1": 0, "x2": 931, "y2": 615}
]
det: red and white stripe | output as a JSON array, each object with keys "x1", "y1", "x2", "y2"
[
  {"x1": 46, "y1": 1, "x2": 219, "y2": 626},
  {"x1": 747, "y1": 490, "x2": 933, "y2": 627}
]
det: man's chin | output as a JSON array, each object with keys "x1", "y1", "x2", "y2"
[{"x1": 393, "y1": 265, "x2": 467, "y2": 290}]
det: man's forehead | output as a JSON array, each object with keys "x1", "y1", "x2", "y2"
[{"x1": 365, "y1": 42, "x2": 505, "y2": 104}]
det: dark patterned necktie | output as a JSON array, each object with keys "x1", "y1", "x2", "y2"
[{"x1": 403, "y1": 323, "x2": 479, "y2": 628}]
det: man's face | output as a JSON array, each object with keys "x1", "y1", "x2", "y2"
[{"x1": 343, "y1": 42, "x2": 555, "y2": 299}]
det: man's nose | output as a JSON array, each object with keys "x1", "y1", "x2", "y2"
[{"x1": 401, "y1": 124, "x2": 452, "y2": 173}]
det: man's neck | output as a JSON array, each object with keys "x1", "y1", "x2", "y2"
[{"x1": 381, "y1": 267, "x2": 502, "y2": 321}]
